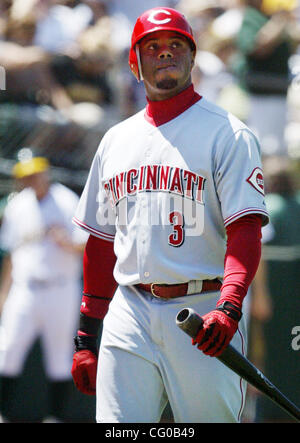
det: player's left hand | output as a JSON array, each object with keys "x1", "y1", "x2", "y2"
[
  {"x1": 71, "y1": 334, "x2": 98, "y2": 395},
  {"x1": 192, "y1": 302, "x2": 242, "y2": 357},
  {"x1": 71, "y1": 349, "x2": 97, "y2": 395}
]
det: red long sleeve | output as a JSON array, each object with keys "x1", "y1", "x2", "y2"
[
  {"x1": 80, "y1": 235, "x2": 117, "y2": 320},
  {"x1": 217, "y1": 214, "x2": 262, "y2": 310}
]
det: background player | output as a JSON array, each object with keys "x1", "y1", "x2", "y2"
[
  {"x1": 0, "y1": 152, "x2": 88, "y2": 422},
  {"x1": 71, "y1": 7, "x2": 269, "y2": 423}
]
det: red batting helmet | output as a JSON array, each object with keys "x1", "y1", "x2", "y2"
[{"x1": 129, "y1": 7, "x2": 196, "y2": 81}]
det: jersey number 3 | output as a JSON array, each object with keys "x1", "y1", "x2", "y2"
[{"x1": 168, "y1": 211, "x2": 185, "y2": 247}]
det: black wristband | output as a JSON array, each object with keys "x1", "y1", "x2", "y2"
[
  {"x1": 215, "y1": 301, "x2": 243, "y2": 322},
  {"x1": 79, "y1": 312, "x2": 102, "y2": 336},
  {"x1": 74, "y1": 334, "x2": 98, "y2": 356}
]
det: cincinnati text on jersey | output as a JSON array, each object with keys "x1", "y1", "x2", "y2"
[{"x1": 103, "y1": 165, "x2": 206, "y2": 207}]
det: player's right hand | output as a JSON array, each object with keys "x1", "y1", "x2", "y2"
[
  {"x1": 71, "y1": 349, "x2": 98, "y2": 395},
  {"x1": 191, "y1": 302, "x2": 242, "y2": 357},
  {"x1": 71, "y1": 334, "x2": 98, "y2": 395}
]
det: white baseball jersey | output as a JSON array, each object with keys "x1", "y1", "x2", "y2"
[
  {"x1": 1, "y1": 183, "x2": 87, "y2": 285},
  {"x1": 73, "y1": 97, "x2": 268, "y2": 285},
  {"x1": 0, "y1": 183, "x2": 88, "y2": 379}
]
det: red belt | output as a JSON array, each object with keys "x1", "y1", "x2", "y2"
[{"x1": 137, "y1": 279, "x2": 222, "y2": 299}]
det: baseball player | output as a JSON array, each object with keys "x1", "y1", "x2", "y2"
[
  {"x1": 71, "y1": 7, "x2": 269, "y2": 423},
  {"x1": 0, "y1": 155, "x2": 88, "y2": 422}
]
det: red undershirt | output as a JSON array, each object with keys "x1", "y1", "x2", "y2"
[
  {"x1": 79, "y1": 84, "x2": 262, "y2": 326},
  {"x1": 145, "y1": 84, "x2": 201, "y2": 127}
]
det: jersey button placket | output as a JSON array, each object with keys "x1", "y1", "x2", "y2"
[
  {"x1": 145, "y1": 131, "x2": 154, "y2": 161},
  {"x1": 136, "y1": 193, "x2": 150, "y2": 281}
]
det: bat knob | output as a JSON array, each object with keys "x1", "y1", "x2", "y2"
[{"x1": 176, "y1": 308, "x2": 204, "y2": 339}]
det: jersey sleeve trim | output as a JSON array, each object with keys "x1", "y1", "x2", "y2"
[
  {"x1": 72, "y1": 217, "x2": 115, "y2": 242},
  {"x1": 224, "y1": 208, "x2": 269, "y2": 227}
]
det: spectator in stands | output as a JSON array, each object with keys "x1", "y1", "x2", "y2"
[
  {"x1": 33, "y1": 0, "x2": 93, "y2": 56},
  {"x1": 234, "y1": 0, "x2": 300, "y2": 156},
  {"x1": 0, "y1": 1, "x2": 118, "y2": 172}
]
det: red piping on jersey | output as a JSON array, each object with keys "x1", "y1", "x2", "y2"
[
  {"x1": 145, "y1": 84, "x2": 202, "y2": 127},
  {"x1": 73, "y1": 217, "x2": 115, "y2": 242}
]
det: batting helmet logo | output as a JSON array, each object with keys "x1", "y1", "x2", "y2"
[
  {"x1": 147, "y1": 9, "x2": 172, "y2": 25},
  {"x1": 129, "y1": 7, "x2": 196, "y2": 81}
]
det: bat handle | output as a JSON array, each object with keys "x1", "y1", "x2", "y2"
[
  {"x1": 176, "y1": 308, "x2": 203, "y2": 339},
  {"x1": 176, "y1": 308, "x2": 300, "y2": 423}
]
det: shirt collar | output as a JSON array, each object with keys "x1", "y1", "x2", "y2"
[{"x1": 144, "y1": 84, "x2": 202, "y2": 127}]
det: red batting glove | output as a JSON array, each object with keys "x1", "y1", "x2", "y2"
[
  {"x1": 71, "y1": 350, "x2": 97, "y2": 395},
  {"x1": 71, "y1": 335, "x2": 98, "y2": 395},
  {"x1": 192, "y1": 302, "x2": 242, "y2": 357}
]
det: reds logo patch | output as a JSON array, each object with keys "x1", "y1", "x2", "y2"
[
  {"x1": 147, "y1": 9, "x2": 172, "y2": 25},
  {"x1": 246, "y1": 167, "x2": 265, "y2": 196}
]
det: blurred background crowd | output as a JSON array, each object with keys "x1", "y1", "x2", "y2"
[{"x1": 0, "y1": 0, "x2": 299, "y2": 423}]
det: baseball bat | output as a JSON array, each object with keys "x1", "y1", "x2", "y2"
[{"x1": 176, "y1": 308, "x2": 300, "y2": 422}]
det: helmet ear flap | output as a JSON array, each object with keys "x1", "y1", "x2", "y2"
[
  {"x1": 129, "y1": 44, "x2": 143, "y2": 82},
  {"x1": 129, "y1": 46, "x2": 140, "y2": 82},
  {"x1": 135, "y1": 45, "x2": 144, "y2": 82}
]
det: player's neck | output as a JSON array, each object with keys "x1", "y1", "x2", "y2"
[
  {"x1": 35, "y1": 184, "x2": 50, "y2": 201},
  {"x1": 145, "y1": 84, "x2": 201, "y2": 127}
]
